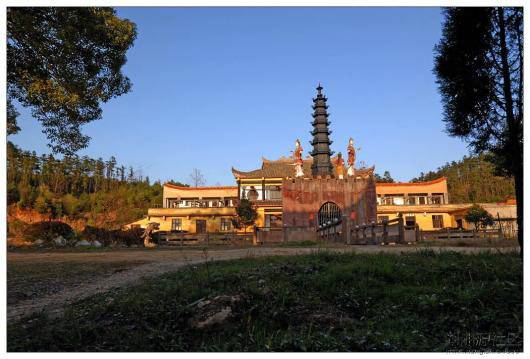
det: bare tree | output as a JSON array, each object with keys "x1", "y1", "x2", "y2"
[{"x1": 188, "y1": 168, "x2": 206, "y2": 187}]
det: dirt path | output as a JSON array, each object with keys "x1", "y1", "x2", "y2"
[{"x1": 7, "y1": 245, "x2": 516, "y2": 324}]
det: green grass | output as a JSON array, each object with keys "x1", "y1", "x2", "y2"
[
  {"x1": 8, "y1": 250, "x2": 522, "y2": 352},
  {"x1": 278, "y1": 240, "x2": 321, "y2": 247}
]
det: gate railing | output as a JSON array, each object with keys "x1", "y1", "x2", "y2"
[
  {"x1": 420, "y1": 228, "x2": 503, "y2": 241},
  {"x1": 350, "y1": 216, "x2": 419, "y2": 244},
  {"x1": 316, "y1": 218, "x2": 343, "y2": 242}
]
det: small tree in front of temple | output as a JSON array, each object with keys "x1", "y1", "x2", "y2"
[
  {"x1": 465, "y1": 204, "x2": 494, "y2": 230},
  {"x1": 232, "y1": 199, "x2": 257, "y2": 233}
]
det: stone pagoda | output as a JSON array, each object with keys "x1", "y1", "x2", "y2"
[{"x1": 310, "y1": 84, "x2": 335, "y2": 177}]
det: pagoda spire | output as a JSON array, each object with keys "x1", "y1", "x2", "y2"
[{"x1": 310, "y1": 84, "x2": 334, "y2": 177}]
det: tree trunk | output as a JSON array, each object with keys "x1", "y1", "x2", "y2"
[
  {"x1": 514, "y1": 167, "x2": 523, "y2": 258},
  {"x1": 498, "y1": 7, "x2": 523, "y2": 258}
]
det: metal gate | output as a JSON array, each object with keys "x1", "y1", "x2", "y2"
[{"x1": 317, "y1": 202, "x2": 343, "y2": 241}]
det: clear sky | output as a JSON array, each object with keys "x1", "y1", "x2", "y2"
[{"x1": 10, "y1": 7, "x2": 470, "y2": 185}]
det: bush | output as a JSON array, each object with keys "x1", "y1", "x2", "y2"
[
  {"x1": 79, "y1": 226, "x2": 115, "y2": 246},
  {"x1": 465, "y1": 204, "x2": 495, "y2": 229},
  {"x1": 7, "y1": 219, "x2": 29, "y2": 238},
  {"x1": 7, "y1": 183, "x2": 20, "y2": 205},
  {"x1": 78, "y1": 226, "x2": 146, "y2": 247},
  {"x1": 24, "y1": 221, "x2": 75, "y2": 242},
  {"x1": 114, "y1": 227, "x2": 145, "y2": 247}
]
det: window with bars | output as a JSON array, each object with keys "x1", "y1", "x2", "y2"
[
  {"x1": 171, "y1": 218, "x2": 182, "y2": 231},
  {"x1": 432, "y1": 215, "x2": 444, "y2": 229},
  {"x1": 220, "y1": 218, "x2": 231, "y2": 231}
]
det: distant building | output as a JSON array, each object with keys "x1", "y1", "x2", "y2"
[{"x1": 126, "y1": 86, "x2": 516, "y2": 236}]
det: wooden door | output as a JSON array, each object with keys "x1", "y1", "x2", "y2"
[{"x1": 196, "y1": 219, "x2": 206, "y2": 234}]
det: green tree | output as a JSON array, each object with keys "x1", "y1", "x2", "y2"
[
  {"x1": 410, "y1": 154, "x2": 515, "y2": 203},
  {"x1": 233, "y1": 199, "x2": 258, "y2": 232},
  {"x1": 375, "y1": 171, "x2": 394, "y2": 183},
  {"x1": 7, "y1": 100, "x2": 20, "y2": 135},
  {"x1": 465, "y1": 204, "x2": 495, "y2": 230},
  {"x1": 7, "y1": 7, "x2": 137, "y2": 155},
  {"x1": 434, "y1": 7, "x2": 523, "y2": 254},
  {"x1": 34, "y1": 194, "x2": 53, "y2": 219},
  {"x1": 7, "y1": 183, "x2": 20, "y2": 205},
  {"x1": 166, "y1": 180, "x2": 189, "y2": 187}
]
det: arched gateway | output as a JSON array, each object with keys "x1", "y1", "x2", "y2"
[{"x1": 317, "y1": 202, "x2": 342, "y2": 228}]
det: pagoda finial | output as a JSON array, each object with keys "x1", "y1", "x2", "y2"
[{"x1": 316, "y1": 83, "x2": 323, "y2": 96}]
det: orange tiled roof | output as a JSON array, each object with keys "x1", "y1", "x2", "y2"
[
  {"x1": 164, "y1": 183, "x2": 237, "y2": 190},
  {"x1": 232, "y1": 156, "x2": 374, "y2": 179},
  {"x1": 376, "y1": 177, "x2": 447, "y2": 186}
]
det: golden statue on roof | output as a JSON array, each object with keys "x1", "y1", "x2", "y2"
[
  {"x1": 336, "y1": 152, "x2": 345, "y2": 179},
  {"x1": 293, "y1": 139, "x2": 304, "y2": 177},
  {"x1": 347, "y1": 137, "x2": 356, "y2": 177}
]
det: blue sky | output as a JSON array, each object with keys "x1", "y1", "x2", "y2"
[{"x1": 10, "y1": 7, "x2": 470, "y2": 185}]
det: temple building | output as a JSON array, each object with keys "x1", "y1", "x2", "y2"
[{"x1": 127, "y1": 85, "x2": 517, "y2": 237}]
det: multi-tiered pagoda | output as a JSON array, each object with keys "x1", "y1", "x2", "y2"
[{"x1": 310, "y1": 84, "x2": 334, "y2": 177}]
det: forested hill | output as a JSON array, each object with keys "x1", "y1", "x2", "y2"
[
  {"x1": 6, "y1": 142, "x2": 182, "y2": 229},
  {"x1": 410, "y1": 155, "x2": 515, "y2": 203}
]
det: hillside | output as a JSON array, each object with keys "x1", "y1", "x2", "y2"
[{"x1": 411, "y1": 155, "x2": 515, "y2": 203}]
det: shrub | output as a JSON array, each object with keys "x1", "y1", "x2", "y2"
[
  {"x1": 79, "y1": 226, "x2": 115, "y2": 246},
  {"x1": 465, "y1": 204, "x2": 495, "y2": 230},
  {"x1": 114, "y1": 227, "x2": 145, "y2": 247},
  {"x1": 78, "y1": 226, "x2": 147, "y2": 247},
  {"x1": 7, "y1": 183, "x2": 20, "y2": 205},
  {"x1": 7, "y1": 219, "x2": 29, "y2": 238},
  {"x1": 24, "y1": 221, "x2": 75, "y2": 242}
]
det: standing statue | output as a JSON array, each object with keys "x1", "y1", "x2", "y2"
[
  {"x1": 347, "y1": 138, "x2": 356, "y2": 177},
  {"x1": 247, "y1": 186, "x2": 259, "y2": 201},
  {"x1": 293, "y1": 139, "x2": 304, "y2": 177},
  {"x1": 141, "y1": 222, "x2": 159, "y2": 248},
  {"x1": 336, "y1": 152, "x2": 345, "y2": 179}
]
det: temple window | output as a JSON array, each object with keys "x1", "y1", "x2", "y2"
[
  {"x1": 392, "y1": 196, "x2": 405, "y2": 205},
  {"x1": 383, "y1": 194, "x2": 404, "y2": 205},
  {"x1": 265, "y1": 185, "x2": 282, "y2": 200},
  {"x1": 407, "y1": 193, "x2": 428, "y2": 205},
  {"x1": 220, "y1": 218, "x2": 231, "y2": 231},
  {"x1": 432, "y1": 215, "x2": 444, "y2": 228},
  {"x1": 171, "y1": 218, "x2": 182, "y2": 231},
  {"x1": 430, "y1": 193, "x2": 444, "y2": 204},
  {"x1": 265, "y1": 214, "x2": 282, "y2": 228},
  {"x1": 405, "y1": 215, "x2": 416, "y2": 227},
  {"x1": 166, "y1": 198, "x2": 182, "y2": 208}
]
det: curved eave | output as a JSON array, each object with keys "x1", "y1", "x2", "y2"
[
  {"x1": 164, "y1": 183, "x2": 237, "y2": 190},
  {"x1": 231, "y1": 166, "x2": 263, "y2": 179}
]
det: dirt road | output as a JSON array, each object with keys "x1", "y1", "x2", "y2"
[{"x1": 7, "y1": 245, "x2": 516, "y2": 324}]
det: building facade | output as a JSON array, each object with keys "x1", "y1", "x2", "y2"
[{"x1": 127, "y1": 85, "x2": 516, "y2": 236}]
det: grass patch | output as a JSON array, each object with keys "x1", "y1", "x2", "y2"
[
  {"x1": 419, "y1": 238, "x2": 519, "y2": 248},
  {"x1": 8, "y1": 250, "x2": 522, "y2": 352},
  {"x1": 7, "y1": 260, "x2": 146, "y2": 305},
  {"x1": 278, "y1": 240, "x2": 321, "y2": 247}
]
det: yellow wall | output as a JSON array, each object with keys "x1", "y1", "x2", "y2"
[
  {"x1": 125, "y1": 215, "x2": 235, "y2": 233},
  {"x1": 377, "y1": 212, "x2": 454, "y2": 231}
]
